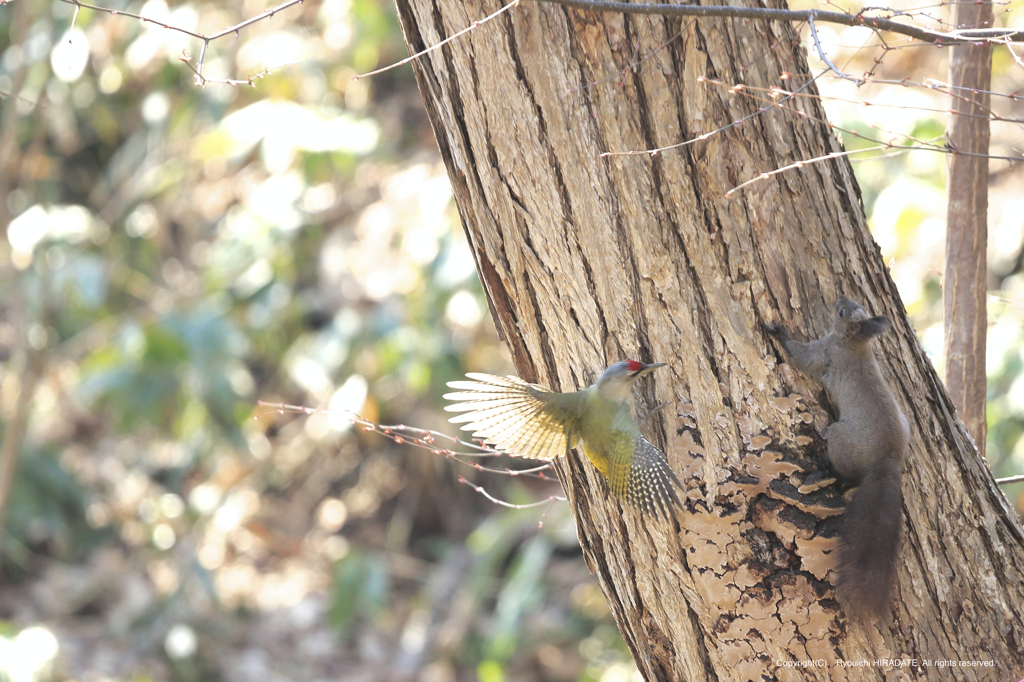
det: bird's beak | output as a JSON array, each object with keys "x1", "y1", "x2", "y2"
[{"x1": 636, "y1": 362, "x2": 666, "y2": 376}]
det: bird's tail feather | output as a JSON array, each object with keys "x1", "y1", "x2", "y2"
[{"x1": 627, "y1": 436, "x2": 683, "y2": 519}]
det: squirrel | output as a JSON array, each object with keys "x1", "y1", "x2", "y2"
[{"x1": 765, "y1": 295, "x2": 908, "y2": 620}]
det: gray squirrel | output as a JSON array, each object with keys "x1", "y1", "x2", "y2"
[{"x1": 766, "y1": 296, "x2": 908, "y2": 620}]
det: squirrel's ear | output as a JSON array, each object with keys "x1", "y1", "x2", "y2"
[{"x1": 854, "y1": 316, "x2": 892, "y2": 338}]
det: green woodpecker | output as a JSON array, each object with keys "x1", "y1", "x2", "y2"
[{"x1": 444, "y1": 361, "x2": 682, "y2": 518}]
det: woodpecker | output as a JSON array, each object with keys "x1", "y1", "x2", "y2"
[{"x1": 444, "y1": 361, "x2": 682, "y2": 518}]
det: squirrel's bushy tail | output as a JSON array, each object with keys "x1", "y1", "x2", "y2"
[{"x1": 836, "y1": 457, "x2": 904, "y2": 620}]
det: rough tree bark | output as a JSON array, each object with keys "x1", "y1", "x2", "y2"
[
  {"x1": 944, "y1": 0, "x2": 992, "y2": 459},
  {"x1": 393, "y1": 0, "x2": 1024, "y2": 678}
]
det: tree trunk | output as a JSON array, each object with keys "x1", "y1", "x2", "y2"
[
  {"x1": 393, "y1": 0, "x2": 1024, "y2": 678},
  {"x1": 944, "y1": 0, "x2": 992, "y2": 459}
]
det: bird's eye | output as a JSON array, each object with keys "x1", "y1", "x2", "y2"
[{"x1": 838, "y1": 309, "x2": 846, "y2": 318}]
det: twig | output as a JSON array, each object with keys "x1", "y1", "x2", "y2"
[
  {"x1": 568, "y1": 21, "x2": 691, "y2": 94},
  {"x1": 808, "y1": 11, "x2": 862, "y2": 84},
  {"x1": 57, "y1": 0, "x2": 207, "y2": 40},
  {"x1": 702, "y1": 79, "x2": 1024, "y2": 124},
  {"x1": 50, "y1": 0, "x2": 1024, "y2": 92},
  {"x1": 995, "y1": 473, "x2": 1024, "y2": 485},
  {"x1": 701, "y1": 75, "x2": 952, "y2": 154},
  {"x1": 534, "y1": 0, "x2": 1024, "y2": 45},
  {"x1": 195, "y1": 0, "x2": 304, "y2": 81},
  {"x1": 609, "y1": 68, "x2": 1022, "y2": 165},
  {"x1": 55, "y1": 0, "x2": 305, "y2": 83},
  {"x1": 724, "y1": 141, "x2": 922, "y2": 196},
  {"x1": 179, "y1": 54, "x2": 297, "y2": 87},
  {"x1": 256, "y1": 400, "x2": 559, "y2": 479},
  {"x1": 258, "y1": 400, "x2": 565, "y2": 512},
  {"x1": 872, "y1": 76, "x2": 1023, "y2": 103},
  {"x1": 353, "y1": 0, "x2": 522, "y2": 80},
  {"x1": 601, "y1": 69, "x2": 828, "y2": 158},
  {"x1": 457, "y1": 475, "x2": 567, "y2": 509}
]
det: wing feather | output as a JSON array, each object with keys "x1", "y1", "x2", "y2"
[
  {"x1": 606, "y1": 430, "x2": 633, "y2": 498},
  {"x1": 444, "y1": 373, "x2": 581, "y2": 460}
]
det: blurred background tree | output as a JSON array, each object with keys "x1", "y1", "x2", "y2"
[
  {"x1": 0, "y1": 0, "x2": 1021, "y2": 679},
  {"x1": 0, "y1": 0, "x2": 648, "y2": 679}
]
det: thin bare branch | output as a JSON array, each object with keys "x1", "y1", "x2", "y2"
[
  {"x1": 205, "y1": 0, "x2": 304, "y2": 41},
  {"x1": 700, "y1": 76, "x2": 952, "y2": 153},
  {"x1": 56, "y1": 0, "x2": 207, "y2": 40},
  {"x1": 710, "y1": 80, "x2": 1024, "y2": 124},
  {"x1": 55, "y1": 0, "x2": 305, "y2": 82},
  {"x1": 808, "y1": 12, "x2": 862, "y2": 84},
  {"x1": 534, "y1": 0, "x2": 1024, "y2": 44},
  {"x1": 724, "y1": 141, "x2": 920, "y2": 196},
  {"x1": 568, "y1": 21, "x2": 691, "y2": 94},
  {"x1": 601, "y1": 69, "x2": 828, "y2": 158},
  {"x1": 256, "y1": 400, "x2": 565, "y2": 512},
  {"x1": 606, "y1": 67, "x2": 1022, "y2": 165},
  {"x1": 256, "y1": 400, "x2": 559, "y2": 480},
  {"x1": 179, "y1": 53, "x2": 297, "y2": 87},
  {"x1": 457, "y1": 475, "x2": 567, "y2": 509},
  {"x1": 353, "y1": 0, "x2": 522, "y2": 79}
]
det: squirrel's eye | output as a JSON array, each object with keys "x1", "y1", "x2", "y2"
[{"x1": 838, "y1": 310, "x2": 846, "y2": 318}]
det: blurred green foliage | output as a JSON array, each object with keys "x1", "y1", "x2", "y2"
[
  {"x1": 1, "y1": 0, "x2": 1023, "y2": 679},
  {"x1": 330, "y1": 549, "x2": 391, "y2": 634},
  {"x1": 3, "y1": 444, "x2": 111, "y2": 569}
]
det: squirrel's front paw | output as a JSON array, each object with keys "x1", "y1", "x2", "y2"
[{"x1": 764, "y1": 322, "x2": 789, "y2": 341}]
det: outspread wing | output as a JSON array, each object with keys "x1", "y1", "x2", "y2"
[{"x1": 444, "y1": 373, "x2": 580, "y2": 460}]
